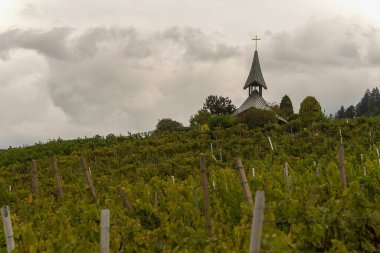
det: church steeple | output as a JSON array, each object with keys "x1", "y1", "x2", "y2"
[{"x1": 243, "y1": 37, "x2": 267, "y2": 97}]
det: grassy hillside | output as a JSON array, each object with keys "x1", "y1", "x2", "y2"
[{"x1": 1, "y1": 117, "x2": 380, "y2": 252}]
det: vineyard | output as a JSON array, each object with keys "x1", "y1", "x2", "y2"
[{"x1": 1, "y1": 117, "x2": 380, "y2": 252}]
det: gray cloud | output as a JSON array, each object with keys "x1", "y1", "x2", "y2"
[
  {"x1": 1, "y1": 15, "x2": 380, "y2": 147},
  {"x1": 0, "y1": 28, "x2": 73, "y2": 60},
  {"x1": 265, "y1": 17, "x2": 367, "y2": 68},
  {"x1": 162, "y1": 27, "x2": 240, "y2": 62},
  {"x1": 0, "y1": 26, "x2": 240, "y2": 146},
  {"x1": 257, "y1": 17, "x2": 379, "y2": 113},
  {"x1": 366, "y1": 28, "x2": 380, "y2": 66}
]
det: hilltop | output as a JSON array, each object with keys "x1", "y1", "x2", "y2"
[{"x1": 0, "y1": 116, "x2": 380, "y2": 252}]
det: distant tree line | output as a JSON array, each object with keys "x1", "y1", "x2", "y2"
[
  {"x1": 156, "y1": 92, "x2": 326, "y2": 132},
  {"x1": 335, "y1": 87, "x2": 380, "y2": 119}
]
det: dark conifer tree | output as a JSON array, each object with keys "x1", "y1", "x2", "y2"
[
  {"x1": 279, "y1": 95, "x2": 294, "y2": 116},
  {"x1": 335, "y1": 106, "x2": 346, "y2": 119},
  {"x1": 356, "y1": 89, "x2": 371, "y2": 116},
  {"x1": 370, "y1": 87, "x2": 380, "y2": 115},
  {"x1": 345, "y1": 105, "x2": 355, "y2": 118}
]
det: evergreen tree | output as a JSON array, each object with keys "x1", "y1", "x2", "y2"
[
  {"x1": 370, "y1": 87, "x2": 380, "y2": 115},
  {"x1": 345, "y1": 105, "x2": 356, "y2": 118},
  {"x1": 356, "y1": 89, "x2": 371, "y2": 116},
  {"x1": 279, "y1": 95, "x2": 294, "y2": 116},
  {"x1": 335, "y1": 106, "x2": 346, "y2": 119}
]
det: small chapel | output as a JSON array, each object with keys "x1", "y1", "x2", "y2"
[
  {"x1": 233, "y1": 36, "x2": 271, "y2": 115},
  {"x1": 233, "y1": 36, "x2": 285, "y2": 123}
]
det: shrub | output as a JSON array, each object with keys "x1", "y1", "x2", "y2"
[
  {"x1": 156, "y1": 118, "x2": 183, "y2": 132},
  {"x1": 208, "y1": 115, "x2": 236, "y2": 130},
  {"x1": 299, "y1": 96, "x2": 324, "y2": 125},
  {"x1": 189, "y1": 109, "x2": 212, "y2": 126},
  {"x1": 236, "y1": 108, "x2": 276, "y2": 129},
  {"x1": 288, "y1": 114, "x2": 299, "y2": 122}
]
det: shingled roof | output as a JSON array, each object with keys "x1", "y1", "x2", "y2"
[
  {"x1": 243, "y1": 50, "x2": 267, "y2": 90},
  {"x1": 232, "y1": 90, "x2": 271, "y2": 115}
]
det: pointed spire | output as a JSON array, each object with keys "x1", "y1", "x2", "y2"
[{"x1": 243, "y1": 50, "x2": 267, "y2": 90}]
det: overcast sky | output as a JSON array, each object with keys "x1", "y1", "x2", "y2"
[{"x1": 1, "y1": 0, "x2": 380, "y2": 147}]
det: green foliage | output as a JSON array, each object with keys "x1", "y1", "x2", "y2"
[
  {"x1": 356, "y1": 88, "x2": 380, "y2": 117},
  {"x1": 0, "y1": 116, "x2": 380, "y2": 252},
  {"x1": 203, "y1": 95, "x2": 236, "y2": 115},
  {"x1": 189, "y1": 109, "x2": 212, "y2": 127},
  {"x1": 155, "y1": 118, "x2": 183, "y2": 132},
  {"x1": 208, "y1": 115, "x2": 236, "y2": 130},
  {"x1": 335, "y1": 105, "x2": 346, "y2": 119},
  {"x1": 237, "y1": 107, "x2": 276, "y2": 129},
  {"x1": 336, "y1": 87, "x2": 379, "y2": 118},
  {"x1": 287, "y1": 113, "x2": 299, "y2": 122},
  {"x1": 336, "y1": 105, "x2": 356, "y2": 119},
  {"x1": 0, "y1": 135, "x2": 127, "y2": 166},
  {"x1": 279, "y1": 95, "x2": 294, "y2": 117},
  {"x1": 299, "y1": 96, "x2": 324, "y2": 125},
  {"x1": 345, "y1": 105, "x2": 356, "y2": 119}
]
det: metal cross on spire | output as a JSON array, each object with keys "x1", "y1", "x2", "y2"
[{"x1": 252, "y1": 35, "x2": 260, "y2": 51}]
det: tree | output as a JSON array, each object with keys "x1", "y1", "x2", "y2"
[
  {"x1": 369, "y1": 87, "x2": 380, "y2": 115},
  {"x1": 356, "y1": 89, "x2": 371, "y2": 117},
  {"x1": 279, "y1": 95, "x2": 294, "y2": 116},
  {"x1": 156, "y1": 118, "x2": 183, "y2": 132},
  {"x1": 345, "y1": 105, "x2": 356, "y2": 119},
  {"x1": 189, "y1": 109, "x2": 212, "y2": 126},
  {"x1": 299, "y1": 96, "x2": 324, "y2": 124},
  {"x1": 335, "y1": 106, "x2": 346, "y2": 119},
  {"x1": 203, "y1": 95, "x2": 236, "y2": 115}
]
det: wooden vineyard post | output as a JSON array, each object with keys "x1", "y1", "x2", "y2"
[
  {"x1": 193, "y1": 187, "x2": 199, "y2": 211},
  {"x1": 376, "y1": 148, "x2": 380, "y2": 167},
  {"x1": 1, "y1": 206, "x2": 15, "y2": 253},
  {"x1": 210, "y1": 143, "x2": 217, "y2": 161},
  {"x1": 117, "y1": 186, "x2": 134, "y2": 211},
  {"x1": 267, "y1": 136, "x2": 274, "y2": 169},
  {"x1": 31, "y1": 160, "x2": 39, "y2": 198},
  {"x1": 267, "y1": 136, "x2": 274, "y2": 151},
  {"x1": 283, "y1": 162, "x2": 289, "y2": 183},
  {"x1": 235, "y1": 158, "x2": 253, "y2": 205},
  {"x1": 200, "y1": 154, "x2": 212, "y2": 237},
  {"x1": 100, "y1": 209, "x2": 110, "y2": 253},
  {"x1": 338, "y1": 145, "x2": 347, "y2": 189},
  {"x1": 80, "y1": 156, "x2": 97, "y2": 200},
  {"x1": 314, "y1": 161, "x2": 320, "y2": 177},
  {"x1": 249, "y1": 191, "x2": 265, "y2": 253},
  {"x1": 51, "y1": 157, "x2": 64, "y2": 199}
]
